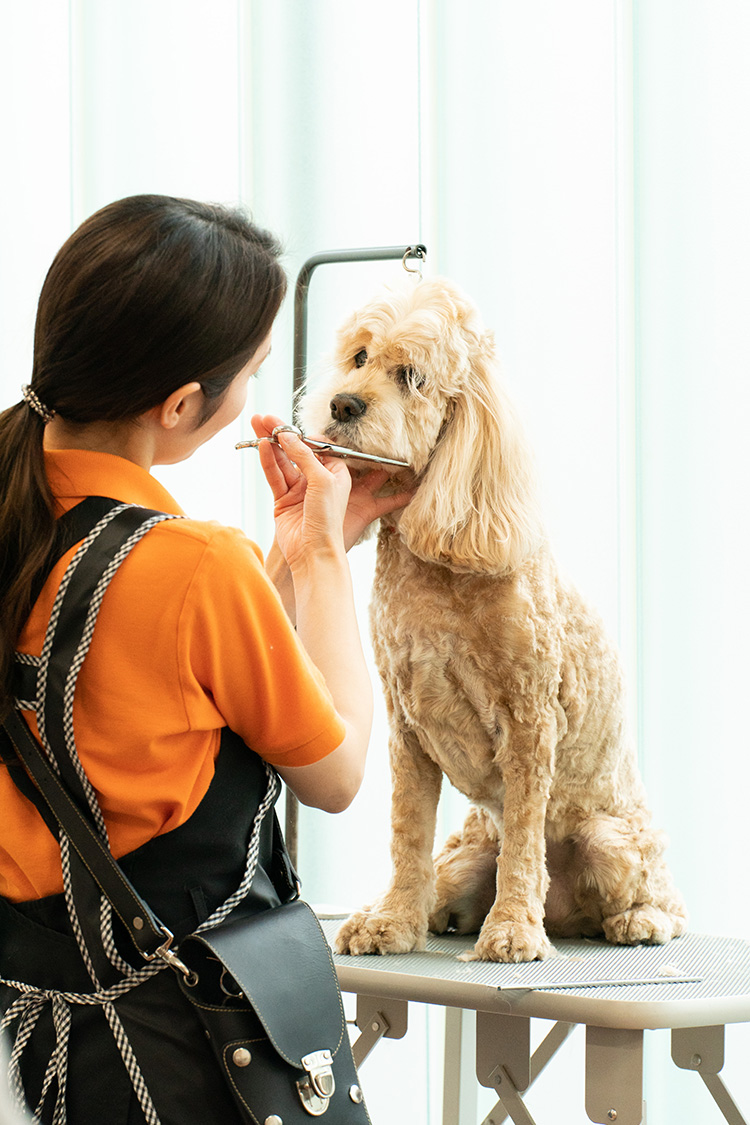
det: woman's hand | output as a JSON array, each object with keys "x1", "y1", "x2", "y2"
[
  {"x1": 251, "y1": 414, "x2": 351, "y2": 570},
  {"x1": 340, "y1": 465, "x2": 417, "y2": 551},
  {"x1": 251, "y1": 414, "x2": 416, "y2": 558}
]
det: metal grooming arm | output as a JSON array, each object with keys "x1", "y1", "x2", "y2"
[{"x1": 285, "y1": 244, "x2": 427, "y2": 866}]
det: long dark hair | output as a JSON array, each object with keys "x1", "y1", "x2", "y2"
[{"x1": 0, "y1": 194, "x2": 286, "y2": 709}]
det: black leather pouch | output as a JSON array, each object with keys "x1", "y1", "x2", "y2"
[{"x1": 179, "y1": 899, "x2": 371, "y2": 1123}]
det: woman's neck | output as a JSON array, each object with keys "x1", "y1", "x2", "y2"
[{"x1": 43, "y1": 416, "x2": 155, "y2": 469}]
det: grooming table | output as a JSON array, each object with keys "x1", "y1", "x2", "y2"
[{"x1": 319, "y1": 917, "x2": 750, "y2": 1125}]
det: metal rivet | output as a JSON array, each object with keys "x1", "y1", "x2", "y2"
[
  {"x1": 264, "y1": 1117, "x2": 284, "y2": 1125},
  {"x1": 607, "y1": 1112, "x2": 617, "y2": 1122},
  {"x1": 371, "y1": 1021, "x2": 380, "y2": 1032},
  {"x1": 232, "y1": 1047, "x2": 252, "y2": 1068},
  {"x1": 349, "y1": 1085, "x2": 363, "y2": 1104},
  {"x1": 691, "y1": 1053, "x2": 702, "y2": 1069},
  {"x1": 133, "y1": 916, "x2": 144, "y2": 930}
]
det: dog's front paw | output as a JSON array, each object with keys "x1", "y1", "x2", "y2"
[
  {"x1": 604, "y1": 905, "x2": 687, "y2": 946},
  {"x1": 462, "y1": 920, "x2": 552, "y2": 963},
  {"x1": 335, "y1": 910, "x2": 427, "y2": 955}
]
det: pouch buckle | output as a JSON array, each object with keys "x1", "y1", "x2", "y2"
[
  {"x1": 143, "y1": 925, "x2": 198, "y2": 985},
  {"x1": 297, "y1": 1049, "x2": 335, "y2": 1115}
]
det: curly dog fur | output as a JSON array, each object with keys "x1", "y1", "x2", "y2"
[{"x1": 301, "y1": 276, "x2": 687, "y2": 962}]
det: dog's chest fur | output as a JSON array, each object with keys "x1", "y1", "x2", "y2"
[
  {"x1": 369, "y1": 523, "x2": 630, "y2": 823},
  {"x1": 369, "y1": 525, "x2": 559, "y2": 799}
]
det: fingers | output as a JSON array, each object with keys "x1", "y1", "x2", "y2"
[
  {"x1": 250, "y1": 415, "x2": 330, "y2": 478},
  {"x1": 257, "y1": 437, "x2": 301, "y2": 498},
  {"x1": 349, "y1": 468, "x2": 418, "y2": 511},
  {"x1": 275, "y1": 428, "x2": 321, "y2": 470},
  {"x1": 350, "y1": 467, "x2": 391, "y2": 492},
  {"x1": 251, "y1": 415, "x2": 302, "y2": 500},
  {"x1": 250, "y1": 416, "x2": 351, "y2": 500},
  {"x1": 250, "y1": 412, "x2": 285, "y2": 440},
  {"x1": 372, "y1": 487, "x2": 418, "y2": 518}
]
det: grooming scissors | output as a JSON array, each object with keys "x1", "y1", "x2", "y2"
[{"x1": 235, "y1": 424, "x2": 411, "y2": 469}]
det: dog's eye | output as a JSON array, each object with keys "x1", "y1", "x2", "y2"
[
  {"x1": 353, "y1": 349, "x2": 368, "y2": 369},
  {"x1": 396, "y1": 365, "x2": 425, "y2": 390}
]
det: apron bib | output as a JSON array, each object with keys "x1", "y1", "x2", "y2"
[{"x1": 1, "y1": 498, "x2": 297, "y2": 1124}]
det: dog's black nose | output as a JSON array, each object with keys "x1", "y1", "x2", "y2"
[{"x1": 330, "y1": 394, "x2": 367, "y2": 423}]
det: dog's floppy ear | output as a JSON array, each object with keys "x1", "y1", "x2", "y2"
[{"x1": 397, "y1": 332, "x2": 544, "y2": 575}]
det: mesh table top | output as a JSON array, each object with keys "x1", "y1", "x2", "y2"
[{"x1": 318, "y1": 915, "x2": 750, "y2": 1030}]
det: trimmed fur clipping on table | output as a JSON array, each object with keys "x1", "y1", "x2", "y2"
[{"x1": 301, "y1": 277, "x2": 686, "y2": 963}]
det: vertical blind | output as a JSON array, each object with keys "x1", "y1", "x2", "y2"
[{"x1": 1, "y1": 1, "x2": 748, "y2": 1119}]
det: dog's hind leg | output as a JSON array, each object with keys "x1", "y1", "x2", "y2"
[
  {"x1": 429, "y1": 805, "x2": 500, "y2": 934},
  {"x1": 572, "y1": 815, "x2": 688, "y2": 945},
  {"x1": 335, "y1": 729, "x2": 443, "y2": 955}
]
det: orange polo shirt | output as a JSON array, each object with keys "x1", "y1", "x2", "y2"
[{"x1": 0, "y1": 449, "x2": 345, "y2": 902}]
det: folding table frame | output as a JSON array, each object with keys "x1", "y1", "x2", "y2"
[{"x1": 318, "y1": 921, "x2": 750, "y2": 1125}]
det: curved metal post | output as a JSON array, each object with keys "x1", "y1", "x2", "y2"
[{"x1": 285, "y1": 243, "x2": 427, "y2": 865}]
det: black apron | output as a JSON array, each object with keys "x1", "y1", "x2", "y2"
[{"x1": 0, "y1": 498, "x2": 298, "y2": 1125}]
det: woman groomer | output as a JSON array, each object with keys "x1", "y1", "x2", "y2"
[{"x1": 0, "y1": 195, "x2": 411, "y2": 1124}]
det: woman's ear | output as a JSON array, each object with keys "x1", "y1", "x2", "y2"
[
  {"x1": 157, "y1": 382, "x2": 203, "y2": 430},
  {"x1": 397, "y1": 334, "x2": 545, "y2": 575}
]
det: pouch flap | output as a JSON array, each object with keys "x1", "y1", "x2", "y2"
[{"x1": 183, "y1": 899, "x2": 345, "y2": 1068}]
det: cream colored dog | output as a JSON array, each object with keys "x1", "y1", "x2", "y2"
[{"x1": 301, "y1": 277, "x2": 687, "y2": 962}]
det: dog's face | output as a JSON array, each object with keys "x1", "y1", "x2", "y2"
[
  {"x1": 300, "y1": 277, "x2": 486, "y2": 474},
  {"x1": 301, "y1": 276, "x2": 542, "y2": 575}
]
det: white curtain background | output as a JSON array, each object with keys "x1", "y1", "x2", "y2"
[{"x1": 1, "y1": 2, "x2": 749, "y2": 1121}]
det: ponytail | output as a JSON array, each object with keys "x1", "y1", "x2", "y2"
[{"x1": 0, "y1": 402, "x2": 56, "y2": 712}]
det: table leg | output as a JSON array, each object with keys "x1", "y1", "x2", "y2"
[
  {"x1": 352, "y1": 996, "x2": 408, "y2": 1068},
  {"x1": 671, "y1": 1026, "x2": 748, "y2": 1125},
  {"x1": 477, "y1": 1022, "x2": 578, "y2": 1125},
  {"x1": 585, "y1": 1026, "x2": 645, "y2": 1125},
  {"x1": 443, "y1": 1008, "x2": 478, "y2": 1125},
  {"x1": 474, "y1": 1013, "x2": 539, "y2": 1125}
]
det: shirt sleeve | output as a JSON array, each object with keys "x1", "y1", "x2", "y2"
[{"x1": 177, "y1": 526, "x2": 346, "y2": 767}]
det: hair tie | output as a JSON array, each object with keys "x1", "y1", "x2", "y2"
[{"x1": 21, "y1": 384, "x2": 55, "y2": 424}]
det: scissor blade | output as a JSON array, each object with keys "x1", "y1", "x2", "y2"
[
  {"x1": 235, "y1": 435, "x2": 410, "y2": 469},
  {"x1": 304, "y1": 438, "x2": 410, "y2": 468}
]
